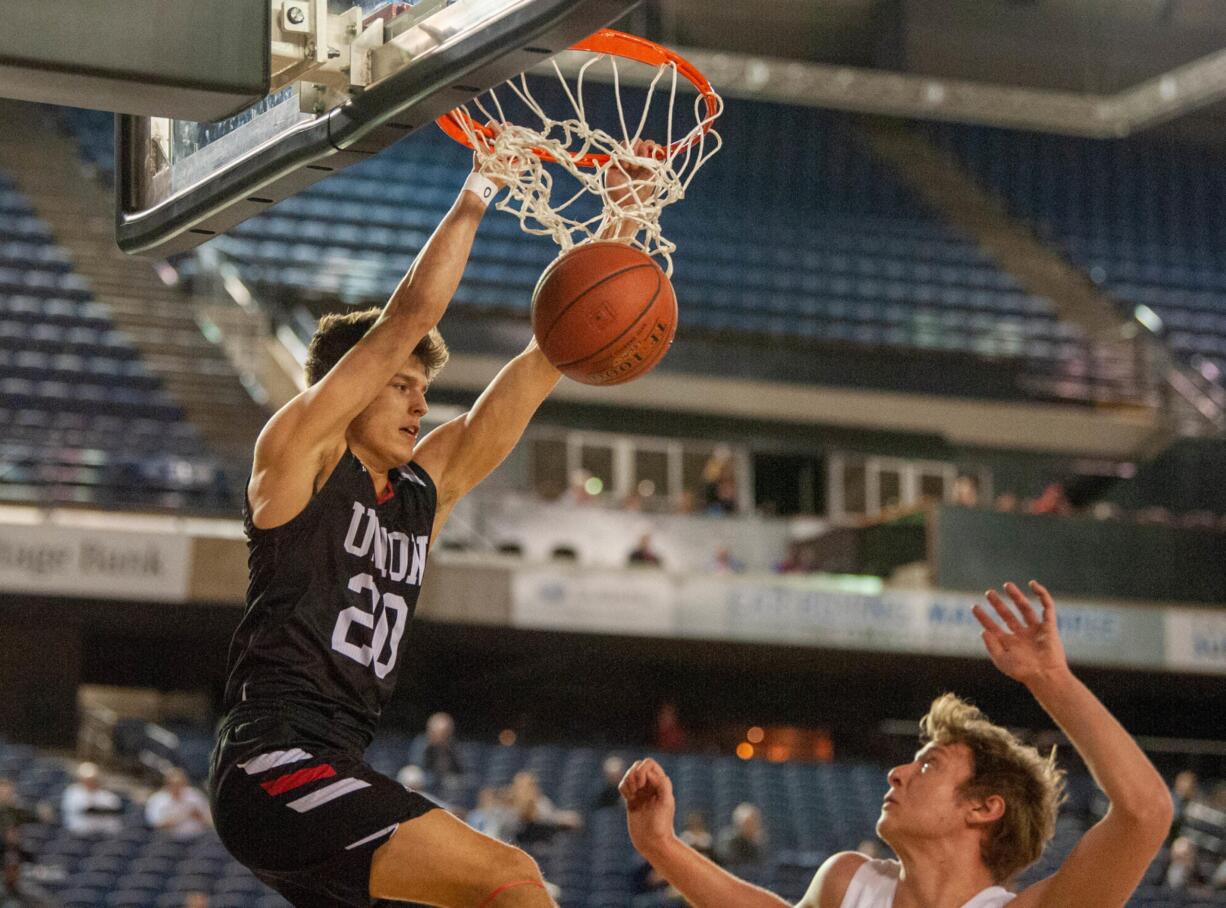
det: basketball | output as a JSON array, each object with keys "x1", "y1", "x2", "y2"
[{"x1": 531, "y1": 241, "x2": 677, "y2": 386}]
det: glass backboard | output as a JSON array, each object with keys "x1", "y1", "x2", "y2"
[{"x1": 117, "y1": 0, "x2": 637, "y2": 257}]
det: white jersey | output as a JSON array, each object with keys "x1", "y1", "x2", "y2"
[{"x1": 840, "y1": 859, "x2": 1016, "y2": 908}]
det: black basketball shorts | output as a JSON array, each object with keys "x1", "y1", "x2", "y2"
[{"x1": 210, "y1": 721, "x2": 439, "y2": 907}]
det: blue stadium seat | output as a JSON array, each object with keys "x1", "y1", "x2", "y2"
[
  {"x1": 63, "y1": 94, "x2": 1070, "y2": 378},
  {"x1": 927, "y1": 120, "x2": 1226, "y2": 384}
]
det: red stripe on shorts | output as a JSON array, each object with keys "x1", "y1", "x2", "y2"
[{"x1": 260, "y1": 763, "x2": 337, "y2": 796}]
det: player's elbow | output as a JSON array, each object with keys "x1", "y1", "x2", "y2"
[{"x1": 1112, "y1": 786, "x2": 1174, "y2": 836}]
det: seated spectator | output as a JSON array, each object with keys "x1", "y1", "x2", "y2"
[
  {"x1": 145, "y1": 768, "x2": 211, "y2": 840},
  {"x1": 952, "y1": 475, "x2": 980, "y2": 508},
  {"x1": 3, "y1": 843, "x2": 54, "y2": 908},
  {"x1": 993, "y1": 491, "x2": 1019, "y2": 512},
  {"x1": 632, "y1": 860, "x2": 681, "y2": 906},
  {"x1": 1166, "y1": 835, "x2": 1206, "y2": 890},
  {"x1": 396, "y1": 764, "x2": 427, "y2": 792},
  {"x1": 467, "y1": 787, "x2": 515, "y2": 842},
  {"x1": 181, "y1": 894, "x2": 209, "y2": 908},
  {"x1": 701, "y1": 447, "x2": 737, "y2": 515},
  {"x1": 0, "y1": 780, "x2": 50, "y2": 859},
  {"x1": 779, "y1": 537, "x2": 821, "y2": 574},
  {"x1": 567, "y1": 468, "x2": 597, "y2": 505},
  {"x1": 654, "y1": 703, "x2": 687, "y2": 752},
  {"x1": 61, "y1": 763, "x2": 123, "y2": 837},
  {"x1": 709, "y1": 546, "x2": 745, "y2": 574},
  {"x1": 1028, "y1": 482, "x2": 1072, "y2": 516},
  {"x1": 1135, "y1": 506, "x2": 1174, "y2": 526},
  {"x1": 396, "y1": 764, "x2": 462, "y2": 817},
  {"x1": 592, "y1": 756, "x2": 626, "y2": 811},
  {"x1": 1090, "y1": 501, "x2": 1123, "y2": 521},
  {"x1": 716, "y1": 803, "x2": 766, "y2": 866},
  {"x1": 422, "y1": 712, "x2": 465, "y2": 789},
  {"x1": 680, "y1": 811, "x2": 714, "y2": 860},
  {"x1": 1171, "y1": 769, "x2": 1200, "y2": 840},
  {"x1": 1208, "y1": 779, "x2": 1226, "y2": 811},
  {"x1": 627, "y1": 533, "x2": 663, "y2": 568},
  {"x1": 508, "y1": 771, "x2": 581, "y2": 849}
]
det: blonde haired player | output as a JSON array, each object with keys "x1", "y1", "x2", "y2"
[{"x1": 620, "y1": 581, "x2": 1173, "y2": 908}]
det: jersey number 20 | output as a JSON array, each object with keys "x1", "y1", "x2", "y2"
[{"x1": 331, "y1": 573, "x2": 408, "y2": 679}]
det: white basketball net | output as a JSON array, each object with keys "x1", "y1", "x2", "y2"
[{"x1": 450, "y1": 53, "x2": 724, "y2": 276}]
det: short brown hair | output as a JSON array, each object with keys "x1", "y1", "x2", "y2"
[
  {"x1": 304, "y1": 307, "x2": 449, "y2": 386},
  {"x1": 920, "y1": 693, "x2": 1066, "y2": 883}
]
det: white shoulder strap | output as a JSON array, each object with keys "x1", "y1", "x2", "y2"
[
  {"x1": 963, "y1": 886, "x2": 1016, "y2": 908},
  {"x1": 839, "y1": 859, "x2": 901, "y2": 908}
]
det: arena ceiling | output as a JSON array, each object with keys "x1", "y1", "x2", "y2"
[{"x1": 610, "y1": 0, "x2": 1226, "y2": 138}]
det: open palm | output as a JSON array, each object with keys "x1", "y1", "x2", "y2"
[{"x1": 972, "y1": 580, "x2": 1068, "y2": 685}]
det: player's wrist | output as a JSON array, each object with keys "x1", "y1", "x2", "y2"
[
  {"x1": 462, "y1": 172, "x2": 499, "y2": 207},
  {"x1": 1022, "y1": 663, "x2": 1075, "y2": 695},
  {"x1": 637, "y1": 829, "x2": 683, "y2": 863}
]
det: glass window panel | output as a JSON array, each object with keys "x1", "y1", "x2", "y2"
[
  {"x1": 531, "y1": 438, "x2": 567, "y2": 500},
  {"x1": 920, "y1": 472, "x2": 946, "y2": 501},
  {"x1": 842, "y1": 461, "x2": 867, "y2": 515},
  {"x1": 879, "y1": 469, "x2": 902, "y2": 510},
  {"x1": 634, "y1": 449, "x2": 669, "y2": 500},
  {"x1": 682, "y1": 449, "x2": 713, "y2": 495},
  {"x1": 580, "y1": 444, "x2": 614, "y2": 496}
]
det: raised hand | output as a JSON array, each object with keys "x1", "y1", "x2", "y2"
[
  {"x1": 972, "y1": 580, "x2": 1069, "y2": 685},
  {"x1": 471, "y1": 121, "x2": 514, "y2": 191},
  {"x1": 619, "y1": 758, "x2": 677, "y2": 858},
  {"x1": 604, "y1": 139, "x2": 663, "y2": 209}
]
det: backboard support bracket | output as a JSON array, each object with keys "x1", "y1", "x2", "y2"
[{"x1": 117, "y1": 0, "x2": 639, "y2": 258}]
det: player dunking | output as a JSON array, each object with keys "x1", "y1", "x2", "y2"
[
  {"x1": 208, "y1": 140, "x2": 655, "y2": 908},
  {"x1": 620, "y1": 581, "x2": 1173, "y2": 908}
]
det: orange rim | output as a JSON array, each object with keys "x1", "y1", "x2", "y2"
[{"x1": 436, "y1": 28, "x2": 720, "y2": 168}]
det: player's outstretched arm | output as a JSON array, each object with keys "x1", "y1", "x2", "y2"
[
  {"x1": 620, "y1": 759, "x2": 795, "y2": 908},
  {"x1": 415, "y1": 338, "x2": 560, "y2": 541},
  {"x1": 249, "y1": 165, "x2": 497, "y2": 526},
  {"x1": 597, "y1": 140, "x2": 662, "y2": 241},
  {"x1": 973, "y1": 581, "x2": 1173, "y2": 908}
]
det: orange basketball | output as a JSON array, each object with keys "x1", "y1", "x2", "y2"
[{"x1": 531, "y1": 241, "x2": 677, "y2": 386}]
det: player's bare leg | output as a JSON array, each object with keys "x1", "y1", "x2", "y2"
[{"x1": 369, "y1": 809, "x2": 555, "y2": 907}]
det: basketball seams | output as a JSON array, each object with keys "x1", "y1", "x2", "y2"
[
  {"x1": 535, "y1": 259, "x2": 659, "y2": 344},
  {"x1": 531, "y1": 241, "x2": 678, "y2": 384},
  {"x1": 551, "y1": 275, "x2": 672, "y2": 370}
]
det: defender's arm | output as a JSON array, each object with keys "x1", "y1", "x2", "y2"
[
  {"x1": 620, "y1": 759, "x2": 795, "y2": 908},
  {"x1": 978, "y1": 583, "x2": 1173, "y2": 908}
]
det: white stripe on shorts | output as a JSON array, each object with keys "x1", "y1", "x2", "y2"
[
  {"x1": 286, "y1": 777, "x2": 371, "y2": 813},
  {"x1": 237, "y1": 748, "x2": 314, "y2": 775},
  {"x1": 345, "y1": 822, "x2": 400, "y2": 851}
]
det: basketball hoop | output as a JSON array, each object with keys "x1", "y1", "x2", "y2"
[{"x1": 436, "y1": 29, "x2": 724, "y2": 275}]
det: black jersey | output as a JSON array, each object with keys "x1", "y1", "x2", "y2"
[{"x1": 221, "y1": 450, "x2": 436, "y2": 752}]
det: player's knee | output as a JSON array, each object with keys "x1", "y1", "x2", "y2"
[
  {"x1": 505, "y1": 845, "x2": 544, "y2": 882},
  {"x1": 487, "y1": 842, "x2": 543, "y2": 884},
  {"x1": 473, "y1": 843, "x2": 545, "y2": 902}
]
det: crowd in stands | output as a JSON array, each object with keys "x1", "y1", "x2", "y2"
[
  {"x1": 920, "y1": 473, "x2": 1226, "y2": 534},
  {"x1": 2, "y1": 710, "x2": 1226, "y2": 907},
  {"x1": 560, "y1": 448, "x2": 742, "y2": 519},
  {"x1": 1, "y1": 759, "x2": 216, "y2": 906},
  {"x1": 1163, "y1": 771, "x2": 1226, "y2": 894}
]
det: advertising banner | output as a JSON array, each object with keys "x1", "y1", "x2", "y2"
[
  {"x1": 0, "y1": 523, "x2": 191, "y2": 602},
  {"x1": 1165, "y1": 609, "x2": 1226, "y2": 675},
  {"x1": 510, "y1": 567, "x2": 675, "y2": 636}
]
